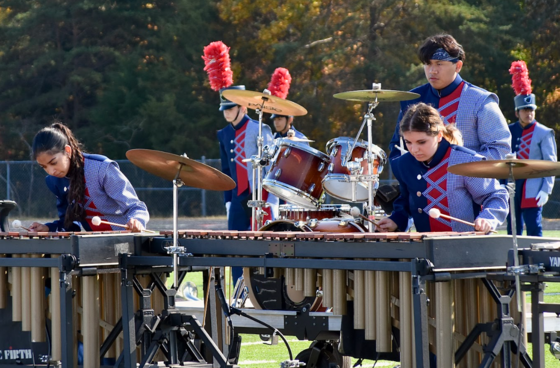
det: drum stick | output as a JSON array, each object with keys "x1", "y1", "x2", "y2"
[
  {"x1": 91, "y1": 216, "x2": 157, "y2": 233},
  {"x1": 428, "y1": 208, "x2": 497, "y2": 233}
]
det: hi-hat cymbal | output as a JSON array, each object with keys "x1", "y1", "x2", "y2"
[
  {"x1": 222, "y1": 89, "x2": 307, "y2": 116},
  {"x1": 333, "y1": 89, "x2": 420, "y2": 102},
  {"x1": 448, "y1": 159, "x2": 560, "y2": 179},
  {"x1": 126, "y1": 149, "x2": 236, "y2": 191}
]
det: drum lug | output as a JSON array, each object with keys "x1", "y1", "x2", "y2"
[
  {"x1": 327, "y1": 163, "x2": 334, "y2": 173},
  {"x1": 308, "y1": 183, "x2": 315, "y2": 193},
  {"x1": 318, "y1": 162, "x2": 326, "y2": 172},
  {"x1": 283, "y1": 147, "x2": 291, "y2": 158},
  {"x1": 275, "y1": 169, "x2": 282, "y2": 179}
]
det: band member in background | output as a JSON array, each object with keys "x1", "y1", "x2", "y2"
[
  {"x1": 389, "y1": 34, "x2": 511, "y2": 164},
  {"x1": 268, "y1": 67, "x2": 309, "y2": 144},
  {"x1": 378, "y1": 103, "x2": 508, "y2": 233},
  {"x1": 506, "y1": 61, "x2": 557, "y2": 236},
  {"x1": 28, "y1": 123, "x2": 149, "y2": 232},
  {"x1": 203, "y1": 41, "x2": 278, "y2": 283}
]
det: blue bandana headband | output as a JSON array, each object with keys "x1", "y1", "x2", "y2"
[{"x1": 431, "y1": 48, "x2": 459, "y2": 63}]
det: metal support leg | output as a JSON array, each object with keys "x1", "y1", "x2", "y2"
[
  {"x1": 59, "y1": 263, "x2": 74, "y2": 367},
  {"x1": 120, "y1": 255, "x2": 138, "y2": 367},
  {"x1": 411, "y1": 260, "x2": 430, "y2": 368},
  {"x1": 530, "y1": 282, "x2": 546, "y2": 368}
]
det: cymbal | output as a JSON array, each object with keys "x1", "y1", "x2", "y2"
[
  {"x1": 126, "y1": 149, "x2": 236, "y2": 191},
  {"x1": 222, "y1": 89, "x2": 307, "y2": 116},
  {"x1": 288, "y1": 136, "x2": 314, "y2": 143},
  {"x1": 333, "y1": 89, "x2": 420, "y2": 102},
  {"x1": 448, "y1": 159, "x2": 560, "y2": 179}
]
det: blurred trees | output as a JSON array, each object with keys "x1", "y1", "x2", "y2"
[{"x1": 0, "y1": 0, "x2": 558, "y2": 165}]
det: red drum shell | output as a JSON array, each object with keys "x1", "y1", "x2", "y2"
[
  {"x1": 279, "y1": 204, "x2": 351, "y2": 222},
  {"x1": 322, "y1": 137, "x2": 386, "y2": 202},
  {"x1": 263, "y1": 139, "x2": 330, "y2": 209}
]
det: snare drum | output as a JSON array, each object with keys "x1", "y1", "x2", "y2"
[
  {"x1": 279, "y1": 204, "x2": 351, "y2": 221},
  {"x1": 263, "y1": 138, "x2": 330, "y2": 209},
  {"x1": 322, "y1": 137, "x2": 386, "y2": 202}
]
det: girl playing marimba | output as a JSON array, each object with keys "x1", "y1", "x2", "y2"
[
  {"x1": 28, "y1": 123, "x2": 149, "y2": 232},
  {"x1": 378, "y1": 103, "x2": 508, "y2": 233}
]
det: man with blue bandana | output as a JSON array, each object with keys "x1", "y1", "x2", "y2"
[{"x1": 389, "y1": 34, "x2": 511, "y2": 162}]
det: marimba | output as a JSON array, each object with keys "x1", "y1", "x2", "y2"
[
  {"x1": 149, "y1": 230, "x2": 557, "y2": 368},
  {"x1": 0, "y1": 230, "x2": 556, "y2": 368}
]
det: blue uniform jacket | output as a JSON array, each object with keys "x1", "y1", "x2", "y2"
[
  {"x1": 44, "y1": 153, "x2": 149, "y2": 232},
  {"x1": 509, "y1": 120, "x2": 557, "y2": 199},
  {"x1": 390, "y1": 139, "x2": 509, "y2": 232},
  {"x1": 389, "y1": 75, "x2": 511, "y2": 162}
]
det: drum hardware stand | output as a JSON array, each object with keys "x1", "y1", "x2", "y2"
[
  {"x1": 246, "y1": 90, "x2": 273, "y2": 231},
  {"x1": 345, "y1": 83, "x2": 383, "y2": 232},
  {"x1": 163, "y1": 160, "x2": 189, "y2": 289}
]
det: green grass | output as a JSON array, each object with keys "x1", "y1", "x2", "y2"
[{"x1": 172, "y1": 230, "x2": 560, "y2": 367}]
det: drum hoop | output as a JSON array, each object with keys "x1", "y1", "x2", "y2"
[
  {"x1": 275, "y1": 138, "x2": 330, "y2": 160},
  {"x1": 263, "y1": 179, "x2": 321, "y2": 209},
  {"x1": 319, "y1": 204, "x2": 351, "y2": 211},
  {"x1": 326, "y1": 136, "x2": 386, "y2": 158}
]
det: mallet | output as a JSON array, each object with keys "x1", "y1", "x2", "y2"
[
  {"x1": 428, "y1": 208, "x2": 496, "y2": 233},
  {"x1": 11, "y1": 219, "x2": 30, "y2": 231},
  {"x1": 91, "y1": 216, "x2": 157, "y2": 233}
]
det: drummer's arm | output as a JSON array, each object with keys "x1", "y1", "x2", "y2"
[{"x1": 385, "y1": 162, "x2": 412, "y2": 231}]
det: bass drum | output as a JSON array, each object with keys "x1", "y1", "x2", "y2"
[
  {"x1": 243, "y1": 218, "x2": 365, "y2": 311},
  {"x1": 244, "y1": 220, "x2": 321, "y2": 311}
]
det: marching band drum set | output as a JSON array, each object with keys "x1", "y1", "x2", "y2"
[{"x1": 222, "y1": 84, "x2": 419, "y2": 234}]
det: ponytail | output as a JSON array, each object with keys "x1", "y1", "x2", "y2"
[{"x1": 32, "y1": 122, "x2": 86, "y2": 229}]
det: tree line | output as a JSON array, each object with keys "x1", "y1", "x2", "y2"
[{"x1": 0, "y1": 0, "x2": 558, "y2": 172}]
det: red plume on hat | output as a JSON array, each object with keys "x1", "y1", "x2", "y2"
[
  {"x1": 268, "y1": 68, "x2": 292, "y2": 99},
  {"x1": 202, "y1": 41, "x2": 233, "y2": 91},
  {"x1": 509, "y1": 60, "x2": 532, "y2": 96}
]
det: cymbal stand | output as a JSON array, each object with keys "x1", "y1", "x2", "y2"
[
  {"x1": 246, "y1": 90, "x2": 271, "y2": 231},
  {"x1": 163, "y1": 162, "x2": 187, "y2": 288},
  {"x1": 504, "y1": 154, "x2": 523, "y2": 312},
  {"x1": 345, "y1": 85, "x2": 381, "y2": 232}
]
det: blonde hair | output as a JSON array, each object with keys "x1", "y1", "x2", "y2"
[{"x1": 400, "y1": 103, "x2": 463, "y2": 145}]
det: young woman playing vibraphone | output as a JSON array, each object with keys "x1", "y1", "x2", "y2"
[
  {"x1": 28, "y1": 122, "x2": 149, "y2": 232},
  {"x1": 378, "y1": 102, "x2": 509, "y2": 233}
]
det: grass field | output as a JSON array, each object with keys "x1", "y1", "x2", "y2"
[{"x1": 176, "y1": 230, "x2": 560, "y2": 367}]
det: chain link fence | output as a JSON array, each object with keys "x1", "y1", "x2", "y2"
[{"x1": 1, "y1": 159, "x2": 559, "y2": 219}]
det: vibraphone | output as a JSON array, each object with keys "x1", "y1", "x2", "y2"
[
  {"x1": 0, "y1": 230, "x2": 557, "y2": 368},
  {"x1": 148, "y1": 230, "x2": 558, "y2": 368}
]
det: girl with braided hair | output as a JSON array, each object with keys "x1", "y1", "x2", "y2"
[{"x1": 28, "y1": 122, "x2": 149, "y2": 232}]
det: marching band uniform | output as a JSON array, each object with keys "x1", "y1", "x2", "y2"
[
  {"x1": 389, "y1": 139, "x2": 508, "y2": 232},
  {"x1": 506, "y1": 61, "x2": 557, "y2": 236},
  {"x1": 217, "y1": 103, "x2": 277, "y2": 231},
  {"x1": 44, "y1": 153, "x2": 149, "y2": 232},
  {"x1": 389, "y1": 74, "x2": 511, "y2": 161}
]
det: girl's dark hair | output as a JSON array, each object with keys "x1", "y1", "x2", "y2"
[
  {"x1": 32, "y1": 123, "x2": 85, "y2": 229},
  {"x1": 418, "y1": 34, "x2": 465, "y2": 64},
  {"x1": 400, "y1": 103, "x2": 463, "y2": 145}
]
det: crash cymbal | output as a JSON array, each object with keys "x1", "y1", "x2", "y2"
[
  {"x1": 222, "y1": 89, "x2": 307, "y2": 116},
  {"x1": 126, "y1": 149, "x2": 236, "y2": 191},
  {"x1": 333, "y1": 89, "x2": 420, "y2": 102},
  {"x1": 448, "y1": 159, "x2": 560, "y2": 179}
]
